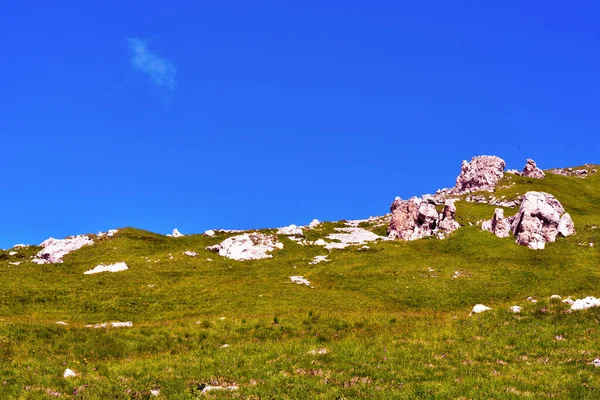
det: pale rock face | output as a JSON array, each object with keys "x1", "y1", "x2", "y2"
[
  {"x1": 206, "y1": 233, "x2": 282, "y2": 261},
  {"x1": 33, "y1": 235, "x2": 94, "y2": 264},
  {"x1": 482, "y1": 192, "x2": 574, "y2": 249},
  {"x1": 521, "y1": 159, "x2": 545, "y2": 179},
  {"x1": 83, "y1": 262, "x2": 129, "y2": 275},
  {"x1": 388, "y1": 197, "x2": 460, "y2": 241},
  {"x1": 512, "y1": 192, "x2": 573, "y2": 249},
  {"x1": 276, "y1": 224, "x2": 304, "y2": 236},
  {"x1": 481, "y1": 208, "x2": 512, "y2": 238},
  {"x1": 454, "y1": 155, "x2": 506, "y2": 193}
]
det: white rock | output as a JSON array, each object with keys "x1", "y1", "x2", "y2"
[
  {"x1": 63, "y1": 368, "x2": 77, "y2": 378},
  {"x1": 184, "y1": 251, "x2": 198, "y2": 257},
  {"x1": 470, "y1": 304, "x2": 492, "y2": 315},
  {"x1": 13, "y1": 244, "x2": 28, "y2": 248},
  {"x1": 570, "y1": 297, "x2": 600, "y2": 311},
  {"x1": 150, "y1": 389, "x2": 160, "y2": 396},
  {"x1": 206, "y1": 233, "x2": 282, "y2": 261},
  {"x1": 204, "y1": 229, "x2": 216, "y2": 237},
  {"x1": 549, "y1": 295, "x2": 562, "y2": 300},
  {"x1": 527, "y1": 296, "x2": 538, "y2": 303},
  {"x1": 314, "y1": 239, "x2": 327, "y2": 246},
  {"x1": 33, "y1": 235, "x2": 94, "y2": 264},
  {"x1": 87, "y1": 321, "x2": 133, "y2": 328},
  {"x1": 592, "y1": 359, "x2": 600, "y2": 367},
  {"x1": 84, "y1": 262, "x2": 129, "y2": 275},
  {"x1": 56, "y1": 321, "x2": 68, "y2": 325},
  {"x1": 309, "y1": 348, "x2": 328, "y2": 355},
  {"x1": 276, "y1": 224, "x2": 304, "y2": 236},
  {"x1": 290, "y1": 276, "x2": 311, "y2": 286},
  {"x1": 510, "y1": 306, "x2": 522, "y2": 313},
  {"x1": 8, "y1": 251, "x2": 17, "y2": 256},
  {"x1": 562, "y1": 298, "x2": 575, "y2": 305},
  {"x1": 310, "y1": 256, "x2": 329, "y2": 265},
  {"x1": 167, "y1": 228, "x2": 184, "y2": 237},
  {"x1": 8, "y1": 262, "x2": 21, "y2": 266},
  {"x1": 308, "y1": 219, "x2": 321, "y2": 228},
  {"x1": 202, "y1": 385, "x2": 238, "y2": 393},
  {"x1": 220, "y1": 344, "x2": 230, "y2": 348}
]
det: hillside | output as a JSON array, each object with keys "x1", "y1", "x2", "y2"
[{"x1": 1, "y1": 161, "x2": 600, "y2": 399}]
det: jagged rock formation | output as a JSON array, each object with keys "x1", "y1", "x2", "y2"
[
  {"x1": 206, "y1": 233, "x2": 283, "y2": 261},
  {"x1": 521, "y1": 159, "x2": 545, "y2": 179},
  {"x1": 481, "y1": 191, "x2": 575, "y2": 249},
  {"x1": 388, "y1": 197, "x2": 460, "y2": 240},
  {"x1": 453, "y1": 155, "x2": 506, "y2": 193},
  {"x1": 482, "y1": 208, "x2": 511, "y2": 238}
]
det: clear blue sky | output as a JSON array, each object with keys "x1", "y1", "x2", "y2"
[{"x1": 1, "y1": 1, "x2": 599, "y2": 248}]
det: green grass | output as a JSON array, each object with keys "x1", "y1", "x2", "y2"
[{"x1": 1, "y1": 170, "x2": 600, "y2": 398}]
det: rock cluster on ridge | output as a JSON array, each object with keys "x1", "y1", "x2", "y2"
[
  {"x1": 388, "y1": 197, "x2": 460, "y2": 240},
  {"x1": 206, "y1": 232, "x2": 283, "y2": 261},
  {"x1": 521, "y1": 159, "x2": 545, "y2": 179},
  {"x1": 482, "y1": 191, "x2": 575, "y2": 249},
  {"x1": 453, "y1": 155, "x2": 506, "y2": 193}
]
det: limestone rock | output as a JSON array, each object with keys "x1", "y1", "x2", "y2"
[
  {"x1": 521, "y1": 159, "x2": 545, "y2": 179},
  {"x1": 83, "y1": 262, "x2": 129, "y2": 275},
  {"x1": 167, "y1": 228, "x2": 184, "y2": 237},
  {"x1": 33, "y1": 235, "x2": 94, "y2": 264},
  {"x1": 482, "y1": 191, "x2": 575, "y2": 249},
  {"x1": 481, "y1": 208, "x2": 512, "y2": 238},
  {"x1": 206, "y1": 233, "x2": 282, "y2": 261},
  {"x1": 388, "y1": 197, "x2": 460, "y2": 241},
  {"x1": 454, "y1": 155, "x2": 506, "y2": 193},
  {"x1": 276, "y1": 224, "x2": 304, "y2": 236},
  {"x1": 470, "y1": 304, "x2": 492, "y2": 315}
]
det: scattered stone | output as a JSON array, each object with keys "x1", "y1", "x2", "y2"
[
  {"x1": 63, "y1": 369, "x2": 77, "y2": 378},
  {"x1": 562, "y1": 298, "x2": 575, "y2": 305},
  {"x1": 506, "y1": 169, "x2": 521, "y2": 175},
  {"x1": 150, "y1": 389, "x2": 160, "y2": 396},
  {"x1": 453, "y1": 155, "x2": 506, "y2": 193},
  {"x1": 167, "y1": 228, "x2": 184, "y2": 237},
  {"x1": 83, "y1": 262, "x2": 128, "y2": 275},
  {"x1": 97, "y1": 229, "x2": 118, "y2": 237},
  {"x1": 33, "y1": 235, "x2": 94, "y2": 264},
  {"x1": 521, "y1": 159, "x2": 545, "y2": 179},
  {"x1": 8, "y1": 251, "x2": 17, "y2": 256},
  {"x1": 327, "y1": 227, "x2": 386, "y2": 247},
  {"x1": 570, "y1": 297, "x2": 600, "y2": 311},
  {"x1": 290, "y1": 276, "x2": 310, "y2": 286},
  {"x1": 56, "y1": 321, "x2": 68, "y2": 325},
  {"x1": 184, "y1": 251, "x2": 197, "y2": 257},
  {"x1": 314, "y1": 239, "x2": 327, "y2": 246},
  {"x1": 527, "y1": 296, "x2": 538, "y2": 303},
  {"x1": 13, "y1": 244, "x2": 28, "y2": 248},
  {"x1": 8, "y1": 262, "x2": 21, "y2": 266},
  {"x1": 549, "y1": 295, "x2": 562, "y2": 300},
  {"x1": 510, "y1": 306, "x2": 522, "y2": 313},
  {"x1": 470, "y1": 304, "x2": 492, "y2": 315},
  {"x1": 202, "y1": 385, "x2": 238, "y2": 393},
  {"x1": 204, "y1": 230, "x2": 216, "y2": 237},
  {"x1": 309, "y1": 348, "x2": 328, "y2": 355},
  {"x1": 276, "y1": 224, "x2": 304, "y2": 236},
  {"x1": 206, "y1": 233, "x2": 283, "y2": 261},
  {"x1": 86, "y1": 321, "x2": 133, "y2": 328},
  {"x1": 220, "y1": 344, "x2": 231, "y2": 348},
  {"x1": 388, "y1": 197, "x2": 460, "y2": 240},
  {"x1": 310, "y1": 256, "x2": 329, "y2": 265}
]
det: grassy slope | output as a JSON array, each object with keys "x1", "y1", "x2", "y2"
[{"x1": 0, "y1": 169, "x2": 599, "y2": 399}]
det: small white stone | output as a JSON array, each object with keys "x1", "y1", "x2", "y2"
[
  {"x1": 510, "y1": 306, "x2": 522, "y2": 313},
  {"x1": 204, "y1": 230, "x2": 216, "y2": 237},
  {"x1": 167, "y1": 228, "x2": 184, "y2": 237},
  {"x1": 184, "y1": 251, "x2": 197, "y2": 257},
  {"x1": 470, "y1": 304, "x2": 492, "y2": 315},
  {"x1": 150, "y1": 389, "x2": 160, "y2": 396},
  {"x1": 290, "y1": 276, "x2": 311, "y2": 286},
  {"x1": 592, "y1": 359, "x2": 600, "y2": 367},
  {"x1": 84, "y1": 262, "x2": 128, "y2": 275},
  {"x1": 63, "y1": 368, "x2": 77, "y2": 378}
]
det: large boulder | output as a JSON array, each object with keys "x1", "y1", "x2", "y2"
[
  {"x1": 206, "y1": 233, "x2": 283, "y2": 261},
  {"x1": 481, "y1": 191, "x2": 575, "y2": 249},
  {"x1": 388, "y1": 197, "x2": 459, "y2": 240},
  {"x1": 521, "y1": 159, "x2": 545, "y2": 179},
  {"x1": 454, "y1": 156, "x2": 506, "y2": 193}
]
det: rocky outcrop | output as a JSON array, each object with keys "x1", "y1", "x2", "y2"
[
  {"x1": 547, "y1": 165, "x2": 597, "y2": 178},
  {"x1": 521, "y1": 159, "x2": 545, "y2": 179},
  {"x1": 481, "y1": 208, "x2": 511, "y2": 238},
  {"x1": 388, "y1": 197, "x2": 460, "y2": 240},
  {"x1": 454, "y1": 156, "x2": 506, "y2": 193},
  {"x1": 33, "y1": 235, "x2": 94, "y2": 264},
  {"x1": 276, "y1": 224, "x2": 303, "y2": 236},
  {"x1": 167, "y1": 228, "x2": 184, "y2": 237},
  {"x1": 481, "y1": 191, "x2": 575, "y2": 249},
  {"x1": 206, "y1": 233, "x2": 283, "y2": 261}
]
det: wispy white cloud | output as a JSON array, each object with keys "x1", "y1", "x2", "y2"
[{"x1": 127, "y1": 38, "x2": 176, "y2": 92}]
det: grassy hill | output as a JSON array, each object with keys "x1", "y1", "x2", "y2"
[{"x1": 1, "y1": 168, "x2": 600, "y2": 399}]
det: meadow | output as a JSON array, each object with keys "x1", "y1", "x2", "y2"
[{"x1": 1, "y1": 169, "x2": 599, "y2": 398}]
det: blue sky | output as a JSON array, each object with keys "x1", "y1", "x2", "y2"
[{"x1": 1, "y1": 1, "x2": 599, "y2": 248}]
